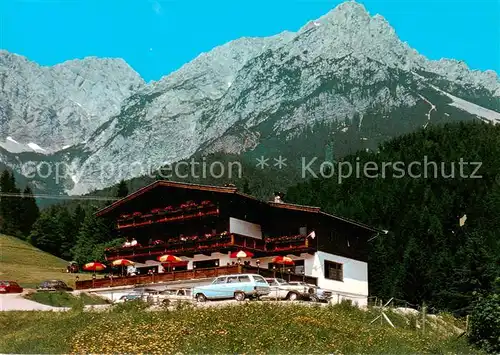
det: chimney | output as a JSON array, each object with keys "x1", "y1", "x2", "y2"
[{"x1": 273, "y1": 191, "x2": 284, "y2": 203}]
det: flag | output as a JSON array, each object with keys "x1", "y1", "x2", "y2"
[
  {"x1": 307, "y1": 231, "x2": 316, "y2": 239},
  {"x1": 459, "y1": 214, "x2": 467, "y2": 227}
]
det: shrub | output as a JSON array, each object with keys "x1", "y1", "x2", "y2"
[
  {"x1": 110, "y1": 299, "x2": 148, "y2": 313},
  {"x1": 469, "y1": 292, "x2": 500, "y2": 353}
]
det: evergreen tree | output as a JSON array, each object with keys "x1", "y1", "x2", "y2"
[
  {"x1": 0, "y1": 170, "x2": 12, "y2": 231},
  {"x1": 54, "y1": 206, "x2": 77, "y2": 260},
  {"x1": 0, "y1": 170, "x2": 23, "y2": 236},
  {"x1": 19, "y1": 186, "x2": 40, "y2": 237},
  {"x1": 242, "y1": 178, "x2": 251, "y2": 194},
  {"x1": 72, "y1": 210, "x2": 112, "y2": 264},
  {"x1": 287, "y1": 122, "x2": 500, "y2": 310},
  {"x1": 116, "y1": 180, "x2": 129, "y2": 198},
  {"x1": 73, "y1": 204, "x2": 86, "y2": 231},
  {"x1": 28, "y1": 211, "x2": 64, "y2": 256}
]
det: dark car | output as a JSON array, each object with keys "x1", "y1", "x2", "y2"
[
  {"x1": 0, "y1": 280, "x2": 23, "y2": 294},
  {"x1": 37, "y1": 280, "x2": 73, "y2": 292}
]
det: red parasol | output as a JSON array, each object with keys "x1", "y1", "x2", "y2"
[
  {"x1": 272, "y1": 256, "x2": 295, "y2": 265},
  {"x1": 229, "y1": 250, "x2": 254, "y2": 258},
  {"x1": 111, "y1": 259, "x2": 135, "y2": 267},
  {"x1": 83, "y1": 262, "x2": 106, "y2": 272},
  {"x1": 157, "y1": 255, "x2": 182, "y2": 263}
]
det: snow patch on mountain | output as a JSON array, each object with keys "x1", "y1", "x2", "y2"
[
  {"x1": 27, "y1": 143, "x2": 47, "y2": 153},
  {"x1": 430, "y1": 85, "x2": 500, "y2": 124},
  {"x1": 1, "y1": 0, "x2": 499, "y2": 195}
]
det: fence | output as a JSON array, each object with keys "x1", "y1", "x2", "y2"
[{"x1": 75, "y1": 264, "x2": 318, "y2": 290}]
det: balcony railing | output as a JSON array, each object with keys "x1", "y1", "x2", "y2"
[
  {"x1": 105, "y1": 234, "x2": 235, "y2": 261},
  {"x1": 117, "y1": 202, "x2": 218, "y2": 230},
  {"x1": 75, "y1": 265, "x2": 241, "y2": 290},
  {"x1": 105, "y1": 233, "x2": 315, "y2": 261},
  {"x1": 75, "y1": 264, "x2": 317, "y2": 290},
  {"x1": 264, "y1": 234, "x2": 311, "y2": 253}
]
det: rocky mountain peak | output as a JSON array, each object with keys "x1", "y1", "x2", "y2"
[
  {"x1": 1, "y1": 1, "x2": 499, "y2": 195},
  {"x1": 0, "y1": 52, "x2": 145, "y2": 152}
]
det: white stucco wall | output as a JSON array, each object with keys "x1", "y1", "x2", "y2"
[
  {"x1": 305, "y1": 251, "x2": 368, "y2": 307},
  {"x1": 123, "y1": 251, "x2": 368, "y2": 306}
]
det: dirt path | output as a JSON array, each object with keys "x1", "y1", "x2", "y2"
[{"x1": 0, "y1": 293, "x2": 69, "y2": 311}]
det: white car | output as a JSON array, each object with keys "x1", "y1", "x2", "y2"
[
  {"x1": 262, "y1": 278, "x2": 312, "y2": 301},
  {"x1": 154, "y1": 288, "x2": 193, "y2": 305},
  {"x1": 287, "y1": 282, "x2": 333, "y2": 302}
]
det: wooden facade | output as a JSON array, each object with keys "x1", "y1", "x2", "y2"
[{"x1": 78, "y1": 181, "x2": 378, "y2": 291}]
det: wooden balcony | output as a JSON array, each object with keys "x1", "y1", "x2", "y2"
[
  {"x1": 75, "y1": 265, "x2": 317, "y2": 290},
  {"x1": 117, "y1": 205, "x2": 219, "y2": 230},
  {"x1": 264, "y1": 234, "x2": 314, "y2": 254},
  {"x1": 105, "y1": 233, "x2": 315, "y2": 261},
  {"x1": 106, "y1": 234, "x2": 236, "y2": 261}
]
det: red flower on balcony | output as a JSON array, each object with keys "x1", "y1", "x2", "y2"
[
  {"x1": 164, "y1": 206, "x2": 173, "y2": 211},
  {"x1": 201, "y1": 200, "x2": 212, "y2": 206},
  {"x1": 151, "y1": 208, "x2": 161, "y2": 214},
  {"x1": 132, "y1": 212, "x2": 142, "y2": 217},
  {"x1": 120, "y1": 214, "x2": 130, "y2": 219}
]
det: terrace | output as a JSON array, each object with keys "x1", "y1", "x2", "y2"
[{"x1": 75, "y1": 264, "x2": 318, "y2": 290}]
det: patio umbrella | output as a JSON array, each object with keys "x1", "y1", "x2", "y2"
[
  {"x1": 111, "y1": 259, "x2": 135, "y2": 276},
  {"x1": 111, "y1": 259, "x2": 135, "y2": 266},
  {"x1": 229, "y1": 250, "x2": 254, "y2": 259},
  {"x1": 272, "y1": 256, "x2": 295, "y2": 280},
  {"x1": 158, "y1": 255, "x2": 182, "y2": 272},
  {"x1": 272, "y1": 256, "x2": 295, "y2": 265},
  {"x1": 157, "y1": 255, "x2": 182, "y2": 263},
  {"x1": 83, "y1": 262, "x2": 106, "y2": 272}
]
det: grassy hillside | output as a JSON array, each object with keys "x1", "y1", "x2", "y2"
[
  {"x1": 0, "y1": 234, "x2": 92, "y2": 288},
  {"x1": 0, "y1": 302, "x2": 480, "y2": 354}
]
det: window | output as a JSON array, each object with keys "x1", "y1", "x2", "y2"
[
  {"x1": 294, "y1": 260, "x2": 305, "y2": 275},
  {"x1": 252, "y1": 275, "x2": 267, "y2": 283},
  {"x1": 324, "y1": 260, "x2": 343, "y2": 281},
  {"x1": 227, "y1": 276, "x2": 239, "y2": 283},
  {"x1": 213, "y1": 277, "x2": 227, "y2": 284},
  {"x1": 238, "y1": 275, "x2": 251, "y2": 282}
]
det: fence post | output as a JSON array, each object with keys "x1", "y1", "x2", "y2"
[
  {"x1": 422, "y1": 303, "x2": 427, "y2": 334},
  {"x1": 465, "y1": 314, "x2": 469, "y2": 336},
  {"x1": 380, "y1": 299, "x2": 383, "y2": 326}
]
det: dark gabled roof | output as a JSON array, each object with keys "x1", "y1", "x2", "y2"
[
  {"x1": 95, "y1": 180, "x2": 238, "y2": 217},
  {"x1": 96, "y1": 180, "x2": 380, "y2": 233}
]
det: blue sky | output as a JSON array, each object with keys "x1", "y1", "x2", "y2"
[{"x1": 0, "y1": 0, "x2": 498, "y2": 82}]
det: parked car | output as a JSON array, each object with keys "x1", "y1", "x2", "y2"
[
  {"x1": 262, "y1": 278, "x2": 311, "y2": 301},
  {"x1": 0, "y1": 280, "x2": 23, "y2": 294},
  {"x1": 285, "y1": 281, "x2": 333, "y2": 302},
  {"x1": 193, "y1": 274, "x2": 270, "y2": 302},
  {"x1": 37, "y1": 280, "x2": 73, "y2": 292},
  {"x1": 116, "y1": 293, "x2": 144, "y2": 303},
  {"x1": 153, "y1": 288, "x2": 193, "y2": 305},
  {"x1": 308, "y1": 286, "x2": 333, "y2": 303}
]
